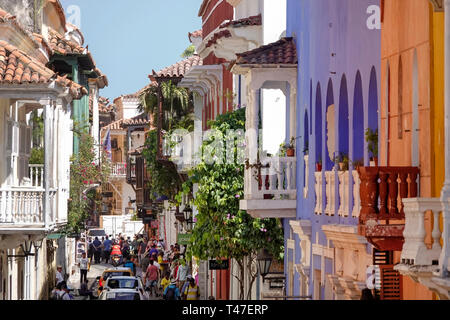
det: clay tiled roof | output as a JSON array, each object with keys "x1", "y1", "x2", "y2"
[
  {"x1": 206, "y1": 30, "x2": 232, "y2": 48},
  {"x1": 89, "y1": 96, "x2": 114, "y2": 114},
  {"x1": 0, "y1": 8, "x2": 15, "y2": 20},
  {"x1": 0, "y1": 8, "x2": 43, "y2": 50},
  {"x1": 101, "y1": 118, "x2": 123, "y2": 131},
  {"x1": 48, "y1": 28, "x2": 86, "y2": 55},
  {"x1": 0, "y1": 40, "x2": 87, "y2": 99},
  {"x1": 221, "y1": 14, "x2": 262, "y2": 28},
  {"x1": 152, "y1": 55, "x2": 203, "y2": 80},
  {"x1": 122, "y1": 113, "x2": 151, "y2": 127},
  {"x1": 188, "y1": 29, "x2": 202, "y2": 42},
  {"x1": 47, "y1": 0, "x2": 67, "y2": 32},
  {"x1": 236, "y1": 37, "x2": 297, "y2": 66}
]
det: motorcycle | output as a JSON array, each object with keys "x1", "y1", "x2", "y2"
[{"x1": 111, "y1": 254, "x2": 122, "y2": 267}]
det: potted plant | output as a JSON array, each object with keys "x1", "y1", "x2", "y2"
[
  {"x1": 365, "y1": 128, "x2": 378, "y2": 167},
  {"x1": 286, "y1": 137, "x2": 296, "y2": 157},
  {"x1": 351, "y1": 158, "x2": 364, "y2": 170}
]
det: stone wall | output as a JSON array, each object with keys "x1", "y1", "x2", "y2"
[{"x1": 0, "y1": 0, "x2": 42, "y2": 33}]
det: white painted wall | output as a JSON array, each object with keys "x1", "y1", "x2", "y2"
[
  {"x1": 262, "y1": 0, "x2": 287, "y2": 45},
  {"x1": 262, "y1": 89, "x2": 286, "y2": 155},
  {"x1": 235, "y1": 0, "x2": 263, "y2": 20},
  {"x1": 122, "y1": 99, "x2": 140, "y2": 120}
]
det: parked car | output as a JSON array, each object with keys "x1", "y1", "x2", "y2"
[
  {"x1": 98, "y1": 288, "x2": 146, "y2": 300},
  {"x1": 103, "y1": 276, "x2": 149, "y2": 300},
  {"x1": 96, "y1": 267, "x2": 133, "y2": 296}
]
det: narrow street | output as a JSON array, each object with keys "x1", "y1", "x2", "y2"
[{"x1": 67, "y1": 262, "x2": 162, "y2": 300}]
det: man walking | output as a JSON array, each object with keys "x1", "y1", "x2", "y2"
[
  {"x1": 92, "y1": 237, "x2": 102, "y2": 264},
  {"x1": 176, "y1": 259, "x2": 189, "y2": 291},
  {"x1": 78, "y1": 252, "x2": 89, "y2": 285},
  {"x1": 103, "y1": 236, "x2": 112, "y2": 264},
  {"x1": 55, "y1": 265, "x2": 64, "y2": 287},
  {"x1": 144, "y1": 259, "x2": 159, "y2": 297}
]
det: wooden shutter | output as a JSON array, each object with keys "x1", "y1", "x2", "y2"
[
  {"x1": 372, "y1": 249, "x2": 402, "y2": 300},
  {"x1": 379, "y1": 265, "x2": 402, "y2": 300},
  {"x1": 6, "y1": 120, "x2": 13, "y2": 152},
  {"x1": 136, "y1": 157, "x2": 144, "y2": 189}
]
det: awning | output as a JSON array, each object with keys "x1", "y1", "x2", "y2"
[{"x1": 47, "y1": 233, "x2": 64, "y2": 239}]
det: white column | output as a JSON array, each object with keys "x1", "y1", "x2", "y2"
[
  {"x1": 245, "y1": 89, "x2": 260, "y2": 199},
  {"x1": 193, "y1": 92, "x2": 204, "y2": 165},
  {"x1": 90, "y1": 81, "x2": 100, "y2": 162},
  {"x1": 290, "y1": 85, "x2": 297, "y2": 143},
  {"x1": 41, "y1": 99, "x2": 52, "y2": 228},
  {"x1": 440, "y1": 0, "x2": 450, "y2": 277}
]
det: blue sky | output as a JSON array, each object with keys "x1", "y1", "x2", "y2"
[{"x1": 60, "y1": 0, "x2": 203, "y2": 100}]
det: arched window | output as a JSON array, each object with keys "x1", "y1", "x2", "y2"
[
  {"x1": 325, "y1": 79, "x2": 335, "y2": 170},
  {"x1": 338, "y1": 75, "x2": 349, "y2": 157},
  {"x1": 315, "y1": 83, "x2": 322, "y2": 165},
  {"x1": 353, "y1": 71, "x2": 364, "y2": 163}
]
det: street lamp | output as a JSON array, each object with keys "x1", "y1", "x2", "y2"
[
  {"x1": 256, "y1": 248, "x2": 273, "y2": 282},
  {"x1": 33, "y1": 239, "x2": 44, "y2": 250},
  {"x1": 183, "y1": 206, "x2": 194, "y2": 231}
]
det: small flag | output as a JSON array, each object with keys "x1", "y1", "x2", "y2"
[{"x1": 103, "y1": 128, "x2": 112, "y2": 161}]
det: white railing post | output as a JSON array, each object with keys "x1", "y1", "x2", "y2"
[
  {"x1": 352, "y1": 170, "x2": 361, "y2": 218},
  {"x1": 401, "y1": 198, "x2": 442, "y2": 266},
  {"x1": 315, "y1": 172, "x2": 323, "y2": 214},
  {"x1": 304, "y1": 155, "x2": 309, "y2": 199}
]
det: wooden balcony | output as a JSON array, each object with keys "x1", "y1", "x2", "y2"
[
  {"x1": 110, "y1": 162, "x2": 127, "y2": 178},
  {"x1": 240, "y1": 156, "x2": 296, "y2": 219},
  {"x1": 357, "y1": 166, "x2": 420, "y2": 251}
]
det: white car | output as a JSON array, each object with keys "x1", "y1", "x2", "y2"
[
  {"x1": 98, "y1": 288, "x2": 147, "y2": 300},
  {"x1": 103, "y1": 276, "x2": 149, "y2": 300}
]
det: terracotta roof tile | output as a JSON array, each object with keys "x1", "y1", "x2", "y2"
[
  {"x1": 122, "y1": 113, "x2": 151, "y2": 127},
  {"x1": 236, "y1": 37, "x2": 297, "y2": 66},
  {"x1": 205, "y1": 30, "x2": 231, "y2": 48},
  {"x1": 188, "y1": 29, "x2": 202, "y2": 42},
  {"x1": 0, "y1": 40, "x2": 87, "y2": 99},
  {"x1": 152, "y1": 55, "x2": 203, "y2": 79},
  {"x1": 48, "y1": 28, "x2": 86, "y2": 55},
  {"x1": 221, "y1": 14, "x2": 262, "y2": 28},
  {"x1": 89, "y1": 96, "x2": 115, "y2": 114}
]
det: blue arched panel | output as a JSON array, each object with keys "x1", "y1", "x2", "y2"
[
  {"x1": 353, "y1": 71, "x2": 364, "y2": 162},
  {"x1": 338, "y1": 75, "x2": 349, "y2": 156}
]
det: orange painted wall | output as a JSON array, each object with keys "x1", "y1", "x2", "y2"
[{"x1": 381, "y1": 0, "x2": 439, "y2": 300}]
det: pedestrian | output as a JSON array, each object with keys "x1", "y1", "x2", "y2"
[
  {"x1": 122, "y1": 240, "x2": 130, "y2": 260},
  {"x1": 157, "y1": 252, "x2": 164, "y2": 276},
  {"x1": 79, "y1": 281, "x2": 95, "y2": 300},
  {"x1": 144, "y1": 259, "x2": 159, "y2": 297},
  {"x1": 183, "y1": 276, "x2": 200, "y2": 301},
  {"x1": 55, "y1": 265, "x2": 64, "y2": 286},
  {"x1": 92, "y1": 237, "x2": 102, "y2": 264},
  {"x1": 103, "y1": 235, "x2": 112, "y2": 264},
  {"x1": 78, "y1": 252, "x2": 89, "y2": 285},
  {"x1": 139, "y1": 237, "x2": 147, "y2": 263},
  {"x1": 87, "y1": 238, "x2": 94, "y2": 263},
  {"x1": 123, "y1": 256, "x2": 136, "y2": 276},
  {"x1": 50, "y1": 281, "x2": 64, "y2": 300},
  {"x1": 160, "y1": 272, "x2": 171, "y2": 293},
  {"x1": 58, "y1": 283, "x2": 73, "y2": 300},
  {"x1": 181, "y1": 275, "x2": 193, "y2": 299},
  {"x1": 163, "y1": 279, "x2": 181, "y2": 300},
  {"x1": 176, "y1": 259, "x2": 189, "y2": 291}
]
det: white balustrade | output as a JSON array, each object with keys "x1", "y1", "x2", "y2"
[
  {"x1": 324, "y1": 171, "x2": 336, "y2": 216},
  {"x1": 401, "y1": 198, "x2": 442, "y2": 266},
  {"x1": 352, "y1": 170, "x2": 361, "y2": 218},
  {"x1": 314, "y1": 170, "x2": 360, "y2": 217},
  {"x1": 304, "y1": 155, "x2": 309, "y2": 199},
  {"x1": 338, "y1": 171, "x2": 350, "y2": 217},
  {"x1": 29, "y1": 164, "x2": 44, "y2": 188},
  {"x1": 111, "y1": 162, "x2": 127, "y2": 177},
  {"x1": 314, "y1": 172, "x2": 323, "y2": 214},
  {"x1": 249, "y1": 156, "x2": 297, "y2": 200},
  {"x1": 0, "y1": 188, "x2": 45, "y2": 225}
]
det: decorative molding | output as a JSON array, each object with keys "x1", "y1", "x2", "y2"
[{"x1": 429, "y1": 0, "x2": 444, "y2": 11}]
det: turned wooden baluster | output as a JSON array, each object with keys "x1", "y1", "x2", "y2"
[
  {"x1": 388, "y1": 171, "x2": 399, "y2": 216},
  {"x1": 358, "y1": 167, "x2": 379, "y2": 224},
  {"x1": 379, "y1": 171, "x2": 389, "y2": 218},
  {"x1": 409, "y1": 171, "x2": 418, "y2": 198},
  {"x1": 398, "y1": 172, "x2": 408, "y2": 216}
]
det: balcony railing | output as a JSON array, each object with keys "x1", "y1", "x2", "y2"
[
  {"x1": 400, "y1": 198, "x2": 442, "y2": 266},
  {"x1": 314, "y1": 169, "x2": 361, "y2": 217},
  {"x1": 0, "y1": 188, "x2": 57, "y2": 225},
  {"x1": 357, "y1": 166, "x2": 420, "y2": 250},
  {"x1": 29, "y1": 164, "x2": 44, "y2": 188},
  {"x1": 254, "y1": 157, "x2": 297, "y2": 200},
  {"x1": 111, "y1": 162, "x2": 127, "y2": 177}
]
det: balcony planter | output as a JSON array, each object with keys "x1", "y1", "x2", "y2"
[
  {"x1": 316, "y1": 162, "x2": 322, "y2": 172},
  {"x1": 286, "y1": 148, "x2": 295, "y2": 157}
]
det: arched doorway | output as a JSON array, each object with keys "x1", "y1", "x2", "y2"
[
  {"x1": 325, "y1": 79, "x2": 335, "y2": 170},
  {"x1": 368, "y1": 66, "x2": 379, "y2": 165},
  {"x1": 353, "y1": 71, "x2": 364, "y2": 164}
]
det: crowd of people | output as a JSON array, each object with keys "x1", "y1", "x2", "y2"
[
  {"x1": 134, "y1": 235, "x2": 201, "y2": 301},
  {"x1": 50, "y1": 233, "x2": 202, "y2": 300}
]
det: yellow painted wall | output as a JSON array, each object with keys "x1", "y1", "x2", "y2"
[{"x1": 430, "y1": 9, "x2": 445, "y2": 197}]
